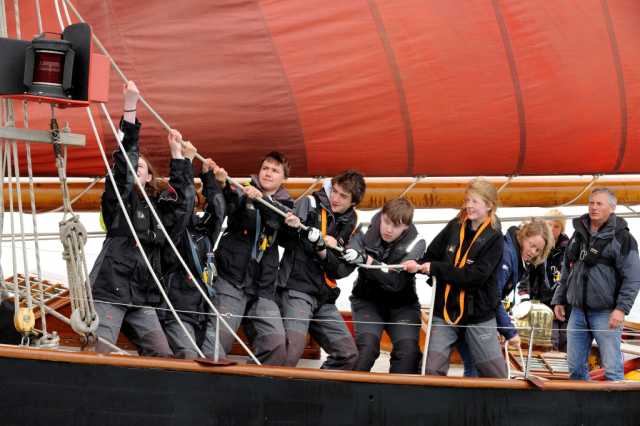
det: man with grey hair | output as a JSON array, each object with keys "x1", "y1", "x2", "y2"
[{"x1": 552, "y1": 187, "x2": 640, "y2": 380}]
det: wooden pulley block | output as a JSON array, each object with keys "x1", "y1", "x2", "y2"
[{"x1": 14, "y1": 307, "x2": 35, "y2": 334}]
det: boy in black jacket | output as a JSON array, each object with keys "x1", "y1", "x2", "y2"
[
  {"x1": 342, "y1": 198, "x2": 426, "y2": 373},
  {"x1": 209, "y1": 152, "x2": 292, "y2": 365},
  {"x1": 280, "y1": 170, "x2": 365, "y2": 369}
]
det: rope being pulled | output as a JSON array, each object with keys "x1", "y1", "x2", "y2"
[
  {"x1": 95, "y1": 102, "x2": 261, "y2": 363},
  {"x1": 54, "y1": 4, "x2": 206, "y2": 360}
]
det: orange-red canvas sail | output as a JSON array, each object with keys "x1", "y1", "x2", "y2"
[{"x1": 2, "y1": 0, "x2": 640, "y2": 178}]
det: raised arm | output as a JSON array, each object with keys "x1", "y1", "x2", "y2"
[
  {"x1": 101, "y1": 81, "x2": 141, "y2": 229},
  {"x1": 198, "y1": 158, "x2": 226, "y2": 244}
]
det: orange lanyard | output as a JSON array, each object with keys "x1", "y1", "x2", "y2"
[
  {"x1": 320, "y1": 209, "x2": 337, "y2": 288},
  {"x1": 443, "y1": 216, "x2": 491, "y2": 325}
]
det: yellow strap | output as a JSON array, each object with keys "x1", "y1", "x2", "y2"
[
  {"x1": 443, "y1": 216, "x2": 491, "y2": 325},
  {"x1": 260, "y1": 236, "x2": 269, "y2": 251},
  {"x1": 98, "y1": 210, "x2": 106, "y2": 232}
]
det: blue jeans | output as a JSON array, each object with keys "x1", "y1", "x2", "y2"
[{"x1": 567, "y1": 307, "x2": 623, "y2": 381}]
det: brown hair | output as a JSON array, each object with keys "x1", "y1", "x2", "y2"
[
  {"x1": 260, "y1": 151, "x2": 290, "y2": 178},
  {"x1": 332, "y1": 170, "x2": 366, "y2": 205},
  {"x1": 382, "y1": 198, "x2": 414, "y2": 226},
  {"x1": 516, "y1": 217, "x2": 554, "y2": 266},
  {"x1": 138, "y1": 153, "x2": 165, "y2": 198},
  {"x1": 457, "y1": 177, "x2": 499, "y2": 229}
]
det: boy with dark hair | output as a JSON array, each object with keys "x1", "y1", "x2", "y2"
[
  {"x1": 207, "y1": 151, "x2": 293, "y2": 365},
  {"x1": 262, "y1": 151, "x2": 290, "y2": 179},
  {"x1": 280, "y1": 170, "x2": 366, "y2": 369},
  {"x1": 342, "y1": 198, "x2": 426, "y2": 373}
]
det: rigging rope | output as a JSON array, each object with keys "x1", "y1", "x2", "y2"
[
  {"x1": 14, "y1": 0, "x2": 52, "y2": 341},
  {"x1": 4, "y1": 141, "x2": 28, "y2": 334},
  {"x1": 558, "y1": 174, "x2": 601, "y2": 208},
  {"x1": 497, "y1": 175, "x2": 515, "y2": 194},
  {"x1": 398, "y1": 175, "x2": 426, "y2": 199},
  {"x1": 47, "y1": 294, "x2": 640, "y2": 338},
  {"x1": 34, "y1": 0, "x2": 43, "y2": 33},
  {"x1": 60, "y1": 216, "x2": 98, "y2": 334},
  {"x1": 0, "y1": 0, "x2": 31, "y2": 336},
  {"x1": 294, "y1": 176, "x2": 324, "y2": 202},
  {"x1": 44, "y1": 176, "x2": 103, "y2": 214},
  {"x1": 20, "y1": 65, "x2": 50, "y2": 344},
  {"x1": 0, "y1": 43, "x2": 35, "y2": 318},
  {"x1": 11, "y1": 141, "x2": 35, "y2": 313}
]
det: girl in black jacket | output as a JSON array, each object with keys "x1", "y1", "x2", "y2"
[
  {"x1": 521, "y1": 209, "x2": 570, "y2": 351},
  {"x1": 90, "y1": 81, "x2": 193, "y2": 357},
  {"x1": 404, "y1": 178, "x2": 507, "y2": 377}
]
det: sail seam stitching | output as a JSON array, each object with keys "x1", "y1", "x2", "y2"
[
  {"x1": 602, "y1": 0, "x2": 628, "y2": 172},
  {"x1": 492, "y1": 0, "x2": 526, "y2": 175},
  {"x1": 367, "y1": 0, "x2": 415, "y2": 176}
]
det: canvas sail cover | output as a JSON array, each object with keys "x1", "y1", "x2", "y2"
[{"x1": 2, "y1": 0, "x2": 640, "y2": 178}]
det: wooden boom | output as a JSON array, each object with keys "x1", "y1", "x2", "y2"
[{"x1": 6, "y1": 176, "x2": 640, "y2": 211}]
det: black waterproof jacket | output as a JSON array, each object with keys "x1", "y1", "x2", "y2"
[
  {"x1": 279, "y1": 184, "x2": 358, "y2": 305},
  {"x1": 214, "y1": 176, "x2": 293, "y2": 300},
  {"x1": 522, "y1": 233, "x2": 569, "y2": 306},
  {"x1": 349, "y1": 212, "x2": 426, "y2": 307},
  {"x1": 90, "y1": 118, "x2": 193, "y2": 307},
  {"x1": 160, "y1": 169, "x2": 226, "y2": 325},
  {"x1": 423, "y1": 217, "x2": 504, "y2": 325}
]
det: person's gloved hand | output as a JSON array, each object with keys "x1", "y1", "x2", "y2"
[
  {"x1": 341, "y1": 248, "x2": 365, "y2": 265},
  {"x1": 307, "y1": 227, "x2": 326, "y2": 251}
]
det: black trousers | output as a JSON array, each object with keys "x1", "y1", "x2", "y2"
[{"x1": 350, "y1": 296, "x2": 422, "y2": 374}]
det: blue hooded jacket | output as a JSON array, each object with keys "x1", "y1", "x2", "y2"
[{"x1": 495, "y1": 226, "x2": 524, "y2": 340}]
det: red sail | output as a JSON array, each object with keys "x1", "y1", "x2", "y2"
[{"x1": 3, "y1": 0, "x2": 640, "y2": 178}]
